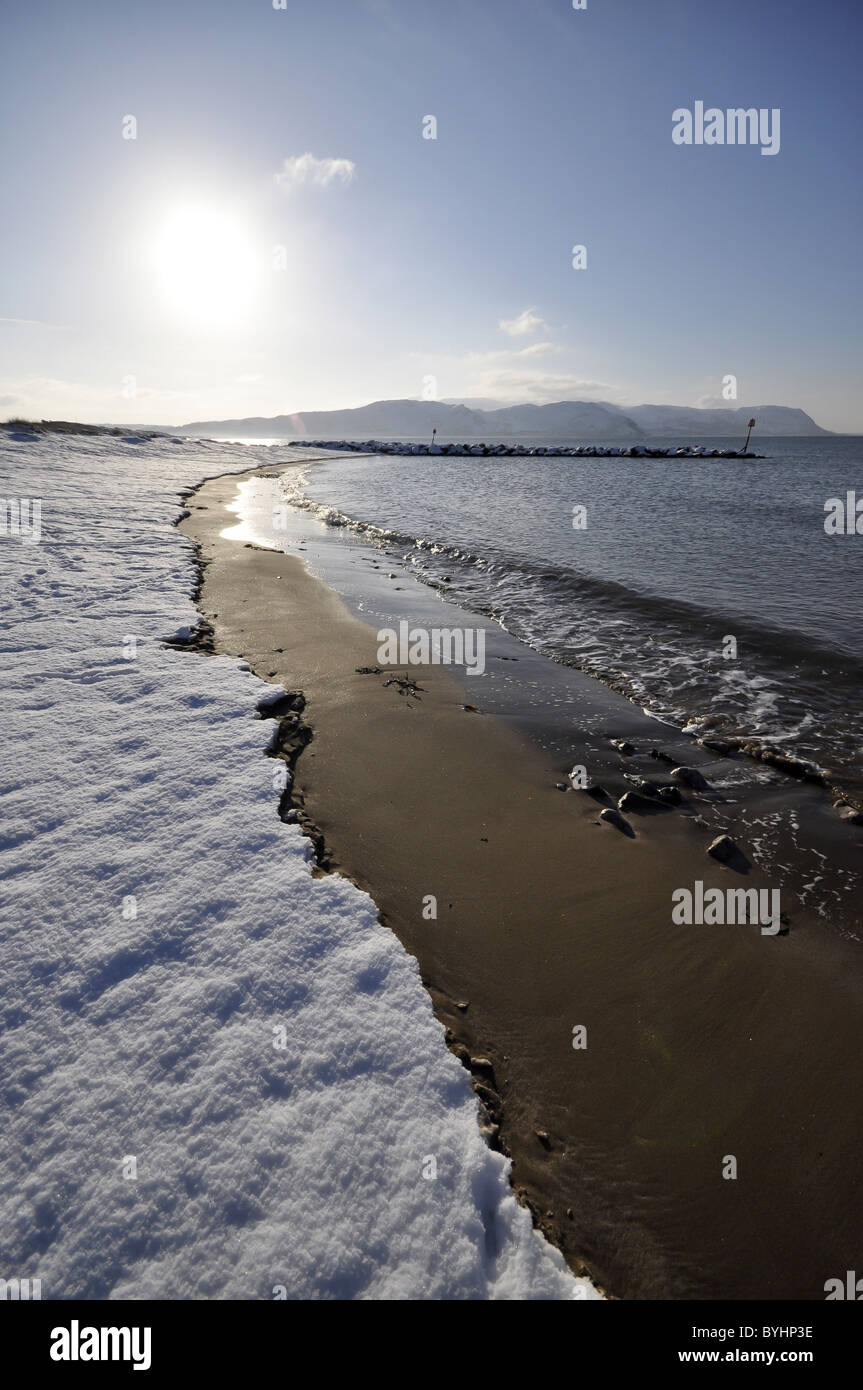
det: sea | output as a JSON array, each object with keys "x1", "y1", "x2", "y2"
[{"x1": 281, "y1": 435, "x2": 863, "y2": 799}]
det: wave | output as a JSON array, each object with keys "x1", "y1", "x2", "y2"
[{"x1": 284, "y1": 470, "x2": 863, "y2": 797}]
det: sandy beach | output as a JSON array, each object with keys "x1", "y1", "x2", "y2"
[{"x1": 176, "y1": 460, "x2": 863, "y2": 1301}]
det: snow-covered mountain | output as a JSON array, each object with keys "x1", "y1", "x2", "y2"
[
  {"x1": 177, "y1": 398, "x2": 828, "y2": 440},
  {"x1": 627, "y1": 404, "x2": 826, "y2": 436}
]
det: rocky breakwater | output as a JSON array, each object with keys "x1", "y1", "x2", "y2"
[{"x1": 299, "y1": 439, "x2": 764, "y2": 459}]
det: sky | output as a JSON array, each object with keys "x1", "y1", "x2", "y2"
[{"x1": 1, "y1": 0, "x2": 861, "y2": 431}]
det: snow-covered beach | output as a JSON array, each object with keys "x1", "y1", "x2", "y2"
[{"x1": 0, "y1": 429, "x2": 597, "y2": 1300}]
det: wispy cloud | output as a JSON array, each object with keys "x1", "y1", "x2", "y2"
[
  {"x1": 517, "y1": 341, "x2": 559, "y2": 358},
  {"x1": 274, "y1": 153, "x2": 357, "y2": 191},
  {"x1": 499, "y1": 308, "x2": 547, "y2": 337},
  {"x1": 468, "y1": 369, "x2": 625, "y2": 405},
  {"x1": 0, "y1": 316, "x2": 68, "y2": 330}
]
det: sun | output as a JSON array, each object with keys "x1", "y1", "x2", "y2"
[{"x1": 151, "y1": 204, "x2": 259, "y2": 325}]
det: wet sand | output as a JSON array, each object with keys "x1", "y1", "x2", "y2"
[{"x1": 180, "y1": 465, "x2": 863, "y2": 1300}]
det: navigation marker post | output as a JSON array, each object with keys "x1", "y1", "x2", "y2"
[{"x1": 744, "y1": 417, "x2": 756, "y2": 452}]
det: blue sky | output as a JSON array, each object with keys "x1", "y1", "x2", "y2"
[{"x1": 1, "y1": 0, "x2": 861, "y2": 429}]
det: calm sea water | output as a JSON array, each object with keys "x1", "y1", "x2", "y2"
[{"x1": 295, "y1": 437, "x2": 863, "y2": 791}]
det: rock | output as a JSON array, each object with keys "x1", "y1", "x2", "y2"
[
  {"x1": 470, "y1": 1057, "x2": 496, "y2": 1085},
  {"x1": 455, "y1": 1000, "x2": 470, "y2": 1012},
  {"x1": 600, "y1": 807, "x2": 635, "y2": 837},
  {"x1": 671, "y1": 765, "x2": 711, "y2": 790},
  {"x1": 626, "y1": 776, "x2": 663, "y2": 798},
  {"x1": 535, "y1": 1130, "x2": 551, "y2": 1150},
  {"x1": 555, "y1": 782, "x2": 568, "y2": 791},
  {"x1": 656, "y1": 785, "x2": 683, "y2": 805},
  {"x1": 707, "y1": 834, "x2": 749, "y2": 869},
  {"x1": 699, "y1": 737, "x2": 734, "y2": 756},
  {"x1": 617, "y1": 790, "x2": 658, "y2": 813},
  {"x1": 610, "y1": 738, "x2": 636, "y2": 755},
  {"x1": 583, "y1": 783, "x2": 610, "y2": 803},
  {"x1": 836, "y1": 805, "x2": 863, "y2": 826}
]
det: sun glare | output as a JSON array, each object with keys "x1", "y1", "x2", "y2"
[{"x1": 151, "y1": 204, "x2": 259, "y2": 325}]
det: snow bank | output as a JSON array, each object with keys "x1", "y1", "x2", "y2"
[{"x1": 0, "y1": 432, "x2": 596, "y2": 1300}]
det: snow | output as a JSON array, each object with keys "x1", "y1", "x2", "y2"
[{"x1": 0, "y1": 430, "x2": 597, "y2": 1300}]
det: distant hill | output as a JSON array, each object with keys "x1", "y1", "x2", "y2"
[{"x1": 176, "y1": 398, "x2": 828, "y2": 440}]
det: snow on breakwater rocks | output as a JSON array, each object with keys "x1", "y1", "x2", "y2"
[
  {"x1": 0, "y1": 429, "x2": 596, "y2": 1300},
  {"x1": 299, "y1": 439, "x2": 764, "y2": 459}
]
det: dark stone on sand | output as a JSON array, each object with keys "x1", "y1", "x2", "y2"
[
  {"x1": 617, "y1": 790, "x2": 659, "y2": 813},
  {"x1": 656, "y1": 785, "x2": 683, "y2": 805},
  {"x1": 473, "y1": 1082, "x2": 499, "y2": 1112},
  {"x1": 610, "y1": 738, "x2": 636, "y2": 755},
  {"x1": 707, "y1": 834, "x2": 750, "y2": 870},
  {"x1": 535, "y1": 1130, "x2": 552, "y2": 1150},
  {"x1": 455, "y1": 999, "x2": 470, "y2": 1011},
  {"x1": 584, "y1": 783, "x2": 611, "y2": 803},
  {"x1": 835, "y1": 803, "x2": 863, "y2": 826},
  {"x1": 760, "y1": 748, "x2": 823, "y2": 782},
  {"x1": 699, "y1": 737, "x2": 735, "y2": 756},
  {"x1": 671, "y1": 765, "x2": 711, "y2": 790},
  {"x1": 470, "y1": 1057, "x2": 497, "y2": 1085},
  {"x1": 355, "y1": 666, "x2": 383, "y2": 675},
  {"x1": 600, "y1": 807, "x2": 635, "y2": 837},
  {"x1": 626, "y1": 776, "x2": 663, "y2": 798}
]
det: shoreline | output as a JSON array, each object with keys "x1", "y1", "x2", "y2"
[
  {"x1": 181, "y1": 462, "x2": 863, "y2": 1299},
  {"x1": 277, "y1": 459, "x2": 862, "y2": 813}
]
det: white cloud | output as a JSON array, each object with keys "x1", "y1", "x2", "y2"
[
  {"x1": 467, "y1": 369, "x2": 625, "y2": 406},
  {"x1": 517, "y1": 341, "x2": 559, "y2": 358},
  {"x1": 274, "y1": 153, "x2": 357, "y2": 191},
  {"x1": 499, "y1": 308, "x2": 547, "y2": 337}
]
